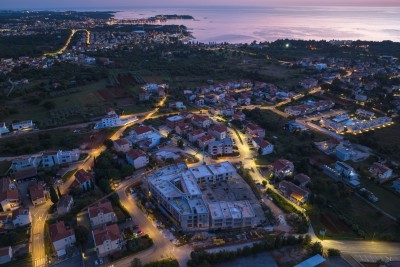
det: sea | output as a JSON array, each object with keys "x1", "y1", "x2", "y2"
[{"x1": 112, "y1": 6, "x2": 400, "y2": 43}]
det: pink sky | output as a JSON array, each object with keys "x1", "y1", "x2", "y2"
[{"x1": 2, "y1": 0, "x2": 400, "y2": 8}]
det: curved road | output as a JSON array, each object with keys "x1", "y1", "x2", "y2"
[{"x1": 31, "y1": 97, "x2": 166, "y2": 267}]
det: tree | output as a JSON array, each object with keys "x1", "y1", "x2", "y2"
[
  {"x1": 262, "y1": 180, "x2": 268, "y2": 187},
  {"x1": 57, "y1": 186, "x2": 62, "y2": 198},
  {"x1": 103, "y1": 139, "x2": 114, "y2": 150},
  {"x1": 177, "y1": 139, "x2": 184, "y2": 148},
  {"x1": 49, "y1": 186, "x2": 59, "y2": 204},
  {"x1": 74, "y1": 225, "x2": 89, "y2": 245},
  {"x1": 327, "y1": 248, "x2": 341, "y2": 257},
  {"x1": 42, "y1": 101, "x2": 55, "y2": 110},
  {"x1": 310, "y1": 241, "x2": 323, "y2": 255},
  {"x1": 130, "y1": 258, "x2": 142, "y2": 267}
]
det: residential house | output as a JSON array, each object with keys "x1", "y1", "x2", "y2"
[
  {"x1": 0, "y1": 190, "x2": 19, "y2": 211},
  {"x1": 224, "y1": 96, "x2": 238, "y2": 107},
  {"x1": 299, "y1": 78, "x2": 318, "y2": 90},
  {"x1": 335, "y1": 143, "x2": 353, "y2": 161},
  {"x1": 57, "y1": 195, "x2": 74, "y2": 216},
  {"x1": 41, "y1": 150, "x2": 79, "y2": 168},
  {"x1": 272, "y1": 159, "x2": 294, "y2": 178},
  {"x1": 88, "y1": 201, "x2": 116, "y2": 228},
  {"x1": 0, "y1": 122, "x2": 9, "y2": 136},
  {"x1": 232, "y1": 112, "x2": 246, "y2": 121},
  {"x1": 174, "y1": 122, "x2": 193, "y2": 136},
  {"x1": 294, "y1": 173, "x2": 311, "y2": 187},
  {"x1": 138, "y1": 92, "x2": 150, "y2": 101},
  {"x1": 279, "y1": 180, "x2": 309, "y2": 204},
  {"x1": 188, "y1": 129, "x2": 206, "y2": 143},
  {"x1": 169, "y1": 101, "x2": 186, "y2": 109},
  {"x1": 191, "y1": 115, "x2": 213, "y2": 129},
  {"x1": 194, "y1": 97, "x2": 205, "y2": 106},
  {"x1": 92, "y1": 224, "x2": 123, "y2": 257},
  {"x1": 29, "y1": 183, "x2": 46, "y2": 206},
  {"x1": 197, "y1": 134, "x2": 216, "y2": 148},
  {"x1": 101, "y1": 109, "x2": 121, "y2": 128},
  {"x1": 126, "y1": 149, "x2": 148, "y2": 169},
  {"x1": 335, "y1": 161, "x2": 359, "y2": 180},
  {"x1": 208, "y1": 125, "x2": 228, "y2": 140},
  {"x1": 166, "y1": 115, "x2": 185, "y2": 128},
  {"x1": 113, "y1": 138, "x2": 130, "y2": 153},
  {"x1": 49, "y1": 221, "x2": 76, "y2": 257},
  {"x1": 369, "y1": 162, "x2": 393, "y2": 183},
  {"x1": 11, "y1": 156, "x2": 39, "y2": 172},
  {"x1": 208, "y1": 138, "x2": 233, "y2": 156},
  {"x1": 12, "y1": 207, "x2": 32, "y2": 227},
  {"x1": 11, "y1": 120, "x2": 33, "y2": 131},
  {"x1": 252, "y1": 138, "x2": 274, "y2": 155},
  {"x1": 74, "y1": 169, "x2": 93, "y2": 191},
  {"x1": 0, "y1": 247, "x2": 12, "y2": 265},
  {"x1": 12, "y1": 167, "x2": 38, "y2": 182},
  {"x1": 246, "y1": 123, "x2": 265, "y2": 138}
]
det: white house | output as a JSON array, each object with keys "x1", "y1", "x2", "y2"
[
  {"x1": 11, "y1": 156, "x2": 40, "y2": 172},
  {"x1": 0, "y1": 122, "x2": 9, "y2": 136},
  {"x1": 88, "y1": 201, "x2": 116, "y2": 228},
  {"x1": 11, "y1": 120, "x2": 34, "y2": 131},
  {"x1": 126, "y1": 149, "x2": 148, "y2": 169},
  {"x1": 0, "y1": 246, "x2": 12, "y2": 265},
  {"x1": 113, "y1": 138, "x2": 131, "y2": 153},
  {"x1": 252, "y1": 138, "x2": 274, "y2": 155},
  {"x1": 49, "y1": 221, "x2": 76, "y2": 257},
  {"x1": 12, "y1": 207, "x2": 32, "y2": 227},
  {"x1": 208, "y1": 138, "x2": 233, "y2": 156},
  {"x1": 93, "y1": 224, "x2": 123, "y2": 257},
  {"x1": 41, "y1": 150, "x2": 79, "y2": 168}
]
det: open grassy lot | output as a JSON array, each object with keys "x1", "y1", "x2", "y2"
[
  {"x1": 0, "y1": 128, "x2": 91, "y2": 156},
  {"x1": 347, "y1": 121, "x2": 400, "y2": 162},
  {"x1": 359, "y1": 178, "x2": 400, "y2": 218},
  {"x1": 3, "y1": 80, "x2": 108, "y2": 125}
]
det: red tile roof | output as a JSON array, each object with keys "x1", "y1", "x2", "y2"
[
  {"x1": 0, "y1": 189, "x2": 19, "y2": 202},
  {"x1": 114, "y1": 138, "x2": 129, "y2": 146},
  {"x1": 75, "y1": 169, "x2": 93, "y2": 185},
  {"x1": 126, "y1": 149, "x2": 146, "y2": 160},
  {"x1": 49, "y1": 221, "x2": 75, "y2": 243},
  {"x1": 272, "y1": 159, "x2": 294, "y2": 172},
  {"x1": 210, "y1": 124, "x2": 227, "y2": 133},
  {"x1": 198, "y1": 134, "x2": 215, "y2": 143},
  {"x1": 93, "y1": 224, "x2": 121, "y2": 246},
  {"x1": 370, "y1": 162, "x2": 392, "y2": 174},
  {"x1": 29, "y1": 183, "x2": 45, "y2": 201},
  {"x1": 189, "y1": 129, "x2": 206, "y2": 136},
  {"x1": 133, "y1": 125, "x2": 152, "y2": 135},
  {"x1": 0, "y1": 246, "x2": 10, "y2": 257},
  {"x1": 88, "y1": 201, "x2": 114, "y2": 218},
  {"x1": 12, "y1": 207, "x2": 29, "y2": 218},
  {"x1": 12, "y1": 168, "x2": 37, "y2": 181},
  {"x1": 42, "y1": 151, "x2": 58, "y2": 156},
  {"x1": 192, "y1": 114, "x2": 210, "y2": 123}
]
